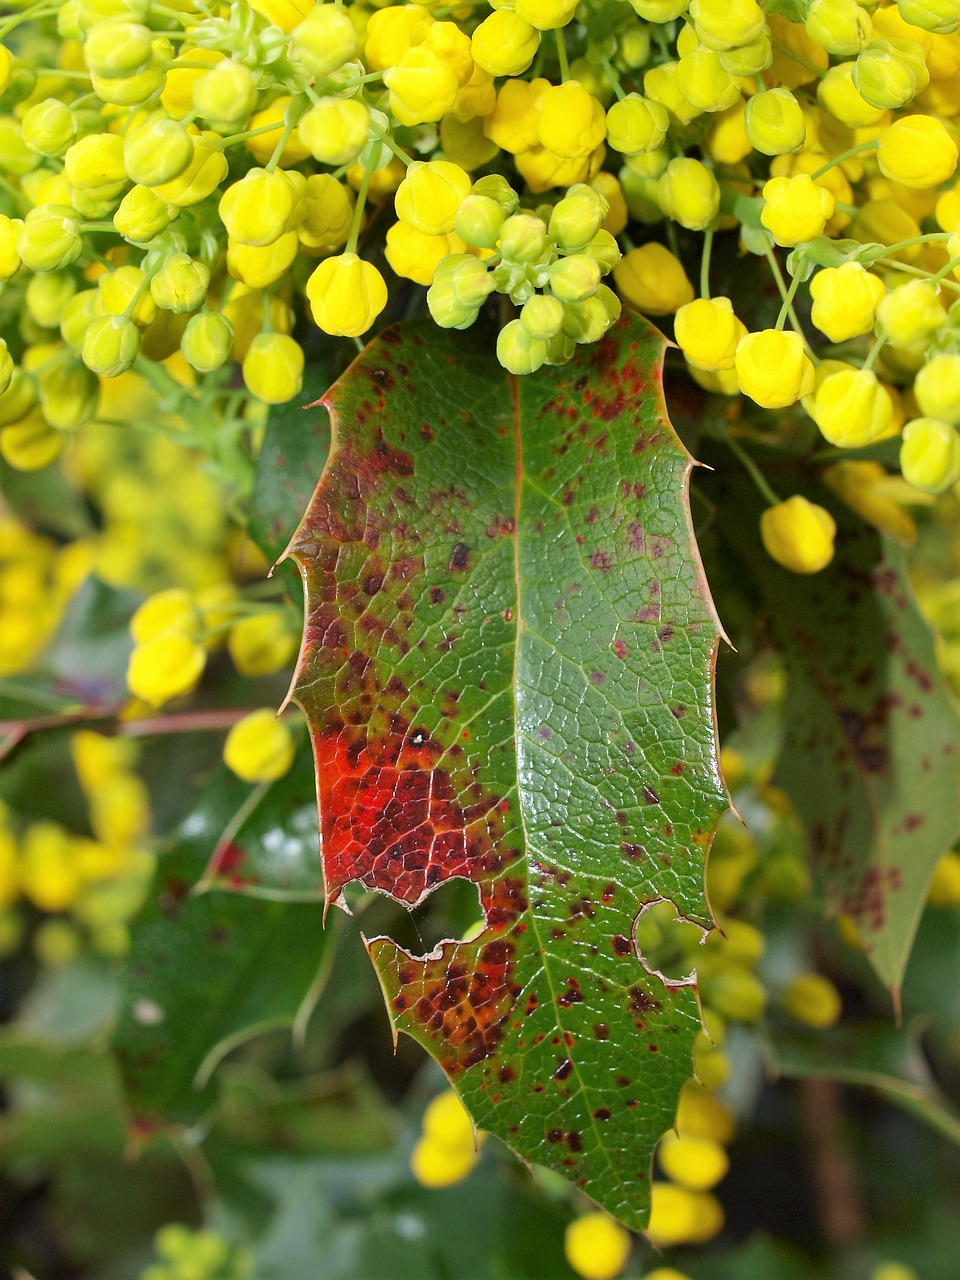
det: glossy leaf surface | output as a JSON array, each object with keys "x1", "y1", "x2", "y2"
[
  {"x1": 716, "y1": 465, "x2": 960, "y2": 997},
  {"x1": 285, "y1": 314, "x2": 726, "y2": 1228}
]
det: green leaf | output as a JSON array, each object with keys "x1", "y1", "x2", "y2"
[
  {"x1": 112, "y1": 794, "x2": 329, "y2": 1122},
  {"x1": 284, "y1": 313, "x2": 727, "y2": 1229},
  {"x1": 714, "y1": 463, "x2": 960, "y2": 997},
  {"x1": 766, "y1": 1021, "x2": 960, "y2": 1146}
]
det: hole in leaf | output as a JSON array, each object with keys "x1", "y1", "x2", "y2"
[
  {"x1": 355, "y1": 877, "x2": 485, "y2": 958},
  {"x1": 633, "y1": 898, "x2": 707, "y2": 987}
]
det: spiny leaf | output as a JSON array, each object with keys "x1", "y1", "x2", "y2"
[
  {"x1": 715, "y1": 462, "x2": 960, "y2": 998},
  {"x1": 284, "y1": 313, "x2": 727, "y2": 1229}
]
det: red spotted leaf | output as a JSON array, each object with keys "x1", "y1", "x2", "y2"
[{"x1": 283, "y1": 314, "x2": 727, "y2": 1229}]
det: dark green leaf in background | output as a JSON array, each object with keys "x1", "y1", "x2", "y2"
[{"x1": 285, "y1": 313, "x2": 728, "y2": 1228}]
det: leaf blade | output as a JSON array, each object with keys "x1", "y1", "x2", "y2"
[{"x1": 286, "y1": 314, "x2": 727, "y2": 1228}]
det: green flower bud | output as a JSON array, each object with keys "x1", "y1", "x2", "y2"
[
  {"x1": 0, "y1": 366, "x2": 37, "y2": 426},
  {"x1": 898, "y1": 0, "x2": 959, "y2": 33},
  {"x1": 26, "y1": 273, "x2": 78, "y2": 329},
  {"x1": 498, "y1": 213, "x2": 548, "y2": 263},
  {"x1": 89, "y1": 61, "x2": 163, "y2": 105},
  {"x1": 292, "y1": 3, "x2": 359, "y2": 77},
  {"x1": 718, "y1": 28, "x2": 772, "y2": 76},
  {"x1": 470, "y1": 174, "x2": 519, "y2": 215},
  {"x1": 549, "y1": 253, "x2": 602, "y2": 302},
  {"x1": 443, "y1": 256, "x2": 495, "y2": 308},
  {"x1": 150, "y1": 252, "x2": 210, "y2": 313},
  {"x1": 853, "y1": 40, "x2": 922, "y2": 109},
  {"x1": 586, "y1": 229, "x2": 622, "y2": 274},
  {"x1": 690, "y1": 0, "x2": 765, "y2": 51},
  {"x1": 549, "y1": 183, "x2": 608, "y2": 253},
  {"x1": 497, "y1": 318, "x2": 547, "y2": 374},
  {"x1": 83, "y1": 19, "x2": 153, "y2": 79},
  {"x1": 0, "y1": 213, "x2": 23, "y2": 282},
  {"x1": 21, "y1": 98, "x2": 77, "y2": 157},
  {"x1": 454, "y1": 195, "x2": 505, "y2": 249},
  {"x1": 113, "y1": 184, "x2": 173, "y2": 243},
  {"x1": 427, "y1": 261, "x2": 482, "y2": 330},
  {"x1": 123, "y1": 118, "x2": 193, "y2": 187},
  {"x1": 17, "y1": 206, "x2": 84, "y2": 272},
  {"x1": 560, "y1": 289, "x2": 620, "y2": 344},
  {"x1": 657, "y1": 157, "x2": 721, "y2": 231},
  {"x1": 81, "y1": 313, "x2": 140, "y2": 376},
  {"x1": 58, "y1": 0, "x2": 83, "y2": 38},
  {"x1": 193, "y1": 59, "x2": 257, "y2": 125},
  {"x1": 617, "y1": 26, "x2": 651, "y2": 69},
  {"x1": 180, "y1": 310, "x2": 233, "y2": 372},
  {"x1": 804, "y1": 0, "x2": 872, "y2": 56},
  {"x1": 60, "y1": 289, "x2": 102, "y2": 351},
  {"x1": 605, "y1": 93, "x2": 669, "y2": 157},
  {"x1": 520, "y1": 294, "x2": 565, "y2": 340},
  {"x1": 545, "y1": 330, "x2": 577, "y2": 365},
  {"x1": 744, "y1": 88, "x2": 806, "y2": 156},
  {"x1": 37, "y1": 356, "x2": 100, "y2": 431},
  {"x1": 900, "y1": 417, "x2": 960, "y2": 492},
  {"x1": 0, "y1": 59, "x2": 36, "y2": 111},
  {"x1": 0, "y1": 338, "x2": 12, "y2": 396},
  {"x1": 675, "y1": 45, "x2": 741, "y2": 113}
]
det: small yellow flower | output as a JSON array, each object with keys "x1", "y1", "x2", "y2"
[
  {"x1": 760, "y1": 495, "x2": 836, "y2": 575},
  {"x1": 223, "y1": 709, "x2": 296, "y2": 783},
  {"x1": 564, "y1": 1213, "x2": 632, "y2": 1280}
]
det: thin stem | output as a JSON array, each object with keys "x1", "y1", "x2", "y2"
[
  {"x1": 723, "y1": 431, "x2": 782, "y2": 507},
  {"x1": 218, "y1": 120, "x2": 285, "y2": 148},
  {"x1": 700, "y1": 226, "x2": 714, "y2": 300},
  {"x1": 763, "y1": 244, "x2": 813, "y2": 356},
  {"x1": 368, "y1": 120, "x2": 413, "y2": 167},
  {"x1": 771, "y1": 41, "x2": 827, "y2": 80},
  {"x1": 599, "y1": 55, "x2": 626, "y2": 101},
  {"x1": 811, "y1": 140, "x2": 879, "y2": 180},
  {"x1": 931, "y1": 253, "x2": 960, "y2": 286},
  {"x1": 554, "y1": 28, "x2": 570, "y2": 82},
  {"x1": 265, "y1": 96, "x2": 306, "y2": 173},
  {"x1": 775, "y1": 269, "x2": 803, "y2": 330},
  {"x1": 861, "y1": 329, "x2": 885, "y2": 373},
  {"x1": 345, "y1": 153, "x2": 376, "y2": 255},
  {"x1": 861, "y1": 231, "x2": 949, "y2": 261}
]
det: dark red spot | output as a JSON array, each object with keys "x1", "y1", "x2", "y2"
[
  {"x1": 643, "y1": 786, "x2": 660, "y2": 804},
  {"x1": 449, "y1": 542, "x2": 470, "y2": 571},
  {"x1": 594, "y1": 1023, "x2": 610, "y2": 1040},
  {"x1": 612, "y1": 934, "x2": 631, "y2": 956},
  {"x1": 566, "y1": 1131, "x2": 583, "y2": 1152},
  {"x1": 553, "y1": 1058, "x2": 574, "y2": 1081},
  {"x1": 429, "y1": 587, "x2": 445, "y2": 604},
  {"x1": 589, "y1": 551, "x2": 611, "y2": 572},
  {"x1": 613, "y1": 638, "x2": 628, "y2": 660},
  {"x1": 547, "y1": 1128, "x2": 563, "y2": 1143},
  {"x1": 593, "y1": 1108, "x2": 612, "y2": 1121}
]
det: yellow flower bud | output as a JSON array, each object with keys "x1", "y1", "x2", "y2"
[
  {"x1": 242, "y1": 332, "x2": 304, "y2": 405},
  {"x1": 564, "y1": 1213, "x2": 632, "y2": 1280},
  {"x1": 193, "y1": 59, "x2": 257, "y2": 126},
  {"x1": 735, "y1": 329, "x2": 815, "y2": 407},
  {"x1": 899, "y1": 0, "x2": 960, "y2": 34},
  {"x1": 248, "y1": 0, "x2": 311, "y2": 32},
  {"x1": 223, "y1": 708, "x2": 296, "y2": 783},
  {"x1": 298, "y1": 173, "x2": 354, "y2": 251},
  {"x1": 760, "y1": 495, "x2": 837, "y2": 574},
  {"x1": 900, "y1": 417, "x2": 960, "y2": 492},
  {"x1": 675, "y1": 296, "x2": 747, "y2": 371},
  {"x1": 657, "y1": 157, "x2": 720, "y2": 231},
  {"x1": 150, "y1": 133, "x2": 228, "y2": 208},
  {"x1": 37, "y1": 357, "x2": 100, "y2": 431},
  {"x1": 613, "y1": 243, "x2": 694, "y2": 314},
  {"x1": 306, "y1": 253, "x2": 387, "y2": 338},
  {"x1": 98, "y1": 264, "x2": 156, "y2": 328},
  {"x1": 605, "y1": 93, "x2": 669, "y2": 157},
  {"x1": 876, "y1": 115, "x2": 958, "y2": 189},
  {"x1": 782, "y1": 973, "x2": 842, "y2": 1028},
  {"x1": 298, "y1": 98, "x2": 369, "y2": 167},
  {"x1": 675, "y1": 46, "x2": 741, "y2": 114},
  {"x1": 0, "y1": 213, "x2": 22, "y2": 281},
  {"x1": 854, "y1": 39, "x2": 924, "y2": 110},
  {"x1": 130, "y1": 588, "x2": 197, "y2": 644},
  {"x1": 676, "y1": 1081, "x2": 736, "y2": 1144},
  {"x1": 293, "y1": 3, "x2": 360, "y2": 77},
  {"x1": 744, "y1": 88, "x2": 806, "y2": 156},
  {"x1": 805, "y1": 0, "x2": 872, "y2": 56},
  {"x1": 647, "y1": 1184, "x2": 724, "y2": 1247},
  {"x1": 817, "y1": 62, "x2": 887, "y2": 127},
  {"x1": 658, "y1": 1131, "x2": 729, "y2": 1190},
  {"x1": 395, "y1": 160, "x2": 471, "y2": 236},
  {"x1": 0, "y1": 367, "x2": 38, "y2": 425},
  {"x1": 20, "y1": 823, "x2": 81, "y2": 912},
  {"x1": 689, "y1": 0, "x2": 765, "y2": 51},
  {"x1": 0, "y1": 338, "x2": 12, "y2": 395},
  {"x1": 496, "y1": 318, "x2": 548, "y2": 374},
  {"x1": 812, "y1": 369, "x2": 893, "y2": 447},
  {"x1": 82, "y1": 18, "x2": 152, "y2": 79},
  {"x1": 0, "y1": 409, "x2": 65, "y2": 471},
  {"x1": 537, "y1": 81, "x2": 606, "y2": 159},
  {"x1": 123, "y1": 116, "x2": 193, "y2": 187},
  {"x1": 928, "y1": 852, "x2": 960, "y2": 906},
  {"x1": 410, "y1": 1137, "x2": 479, "y2": 1187},
  {"x1": 127, "y1": 631, "x2": 207, "y2": 706},
  {"x1": 809, "y1": 262, "x2": 885, "y2": 342},
  {"x1": 227, "y1": 610, "x2": 297, "y2": 677},
  {"x1": 761, "y1": 174, "x2": 834, "y2": 245},
  {"x1": 113, "y1": 184, "x2": 172, "y2": 243},
  {"x1": 823, "y1": 460, "x2": 917, "y2": 544},
  {"x1": 25, "y1": 273, "x2": 77, "y2": 330},
  {"x1": 64, "y1": 132, "x2": 126, "y2": 196},
  {"x1": 876, "y1": 280, "x2": 946, "y2": 350},
  {"x1": 471, "y1": 10, "x2": 541, "y2": 77},
  {"x1": 384, "y1": 45, "x2": 460, "y2": 126},
  {"x1": 227, "y1": 232, "x2": 299, "y2": 289},
  {"x1": 219, "y1": 169, "x2": 304, "y2": 248},
  {"x1": 385, "y1": 222, "x2": 464, "y2": 286}
]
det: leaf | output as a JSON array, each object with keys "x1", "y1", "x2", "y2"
[
  {"x1": 714, "y1": 461, "x2": 960, "y2": 997},
  {"x1": 112, "y1": 815, "x2": 328, "y2": 1123},
  {"x1": 283, "y1": 313, "x2": 727, "y2": 1229},
  {"x1": 766, "y1": 1021, "x2": 960, "y2": 1146}
]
